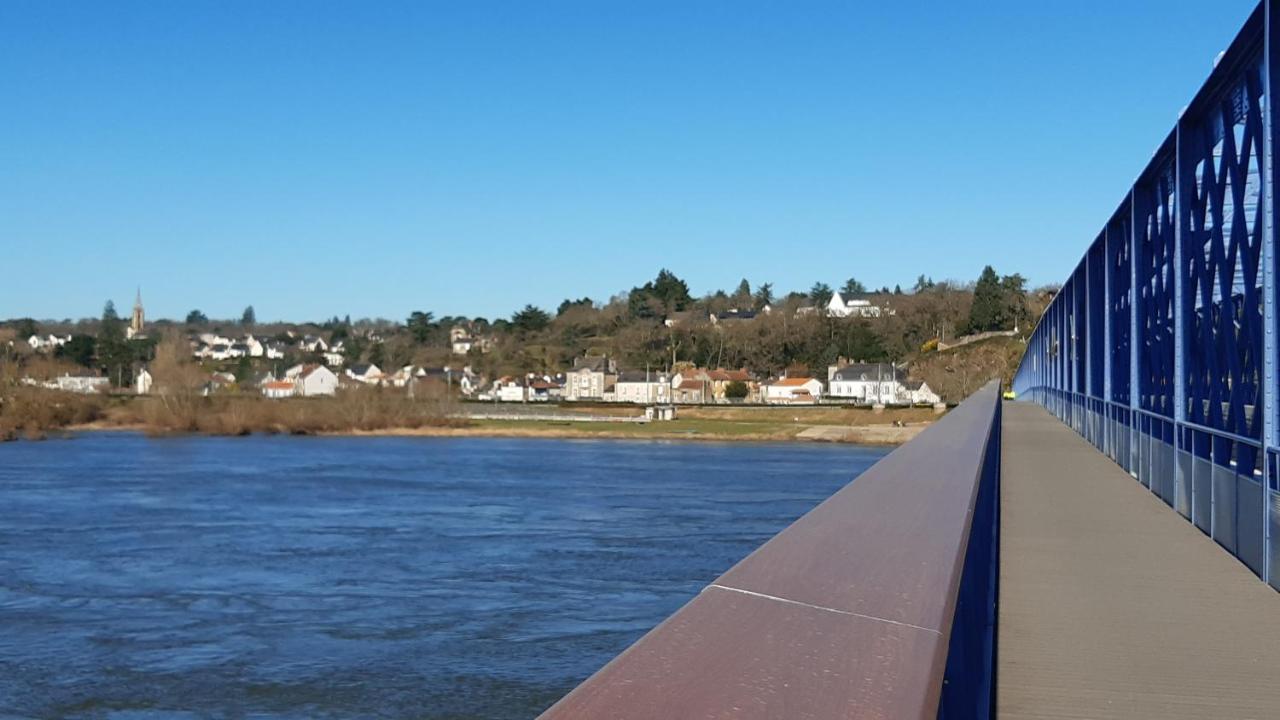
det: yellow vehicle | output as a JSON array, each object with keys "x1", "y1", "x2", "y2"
[{"x1": 1002, "y1": 390, "x2": 1016, "y2": 400}]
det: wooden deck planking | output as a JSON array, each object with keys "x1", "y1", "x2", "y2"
[{"x1": 999, "y1": 402, "x2": 1280, "y2": 719}]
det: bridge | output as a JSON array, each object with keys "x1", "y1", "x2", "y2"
[{"x1": 537, "y1": 2, "x2": 1280, "y2": 718}]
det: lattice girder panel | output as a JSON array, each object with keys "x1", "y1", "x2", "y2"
[
  {"x1": 1074, "y1": 263, "x2": 1088, "y2": 394},
  {"x1": 1088, "y1": 239, "x2": 1107, "y2": 398},
  {"x1": 1135, "y1": 156, "x2": 1177, "y2": 418},
  {"x1": 1181, "y1": 57, "x2": 1265, "y2": 446},
  {"x1": 1108, "y1": 209, "x2": 1133, "y2": 404}
]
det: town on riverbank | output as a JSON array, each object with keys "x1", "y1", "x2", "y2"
[{"x1": 1, "y1": 268, "x2": 1048, "y2": 441}]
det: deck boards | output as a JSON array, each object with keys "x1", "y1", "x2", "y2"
[{"x1": 999, "y1": 402, "x2": 1280, "y2": 719}]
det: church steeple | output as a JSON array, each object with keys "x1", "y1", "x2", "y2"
[{"x1": 128, "y1": 287, "x2": 145, "y2": 339}]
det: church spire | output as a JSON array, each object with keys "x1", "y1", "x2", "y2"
[{"x1": 129, "y1": 287, "x2": 145, "y2": 338}]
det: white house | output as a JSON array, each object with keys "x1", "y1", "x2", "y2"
[
  {"x1": 52, "y1": 375, "x2": 110, "y2": 394},
  {"x1": 296, "y1": 365, "x2": 339, "y2": 396},
  {"x1": 615, "y1": 370, "x2": 670, "y2": 404},
  {"x1": 135, "y1": 368, "x2": 153, "y2": 395},
  {"x1": 459, "y1": 367, "x2": 484, "y2": 396},
  {"x1": 826, "y1": 292, "x2": 883, "y2": 318},
  {"x1": 27, "y1": 334, "x2": 70, "y2": 352},
  {"x1": 761, "y1": 377, "x2": 823, "y2": 404},
  {"x1": 262, "y1": 380, "x2": 296, "y2": 399},
  {"x1": 346, "y1": 363, "x2": 383, "y2": 384},
  {"x1": 300, "y1": 335, "x2": 329, "y2": 353},
  {"x1": 563, "y1": 356, "x2": 616, "y2": 401},
  {"x1": 322, "y1": 351, "x2": 345, "y2": 366},
  {"x1": 903, "y1": 380, "x2": 942, "y2": 405},
  {"x1": 828, "y1": 363, "x2": 902, "y2": 404}
]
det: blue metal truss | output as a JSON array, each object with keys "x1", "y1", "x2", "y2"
[{"x1": 1012, "y1": 0, "x2": 1280, "y2": 589}]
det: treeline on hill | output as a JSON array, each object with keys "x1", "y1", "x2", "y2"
[
  {"x1": 435, "y1": 267, "x2": 1045, "y2": 381},
  {"x1": 3, "y1": 266, "x2": 1050, "y2": 392}
]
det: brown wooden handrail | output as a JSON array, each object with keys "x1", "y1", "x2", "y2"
[{"x1": 538, "y1": 381, "x2": 1002, "y2": 719}]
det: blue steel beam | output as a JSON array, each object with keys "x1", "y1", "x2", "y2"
[{"x1": 1011, "y1": 0, "x2": 1276, "y2": 587}]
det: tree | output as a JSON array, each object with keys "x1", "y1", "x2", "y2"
[
  {"x1": 557, "y1": 297, "x2": 593, "y2": 316},
  {"x1": 732, "y1": 278, "x2": 752, "y2": 307},
  {"x1": 511, "y1": 305, "x2": 551, "y2": 334},
  {"x1": 724, "y1": 380, "x2": 749, "y2": 400},
  {"x1": 841, "y1": 277, "x2": 867, "y2": 296},
  {"x1": 241, "y1": 306, "x2": 256, "y2": 327},
  {"x1": 406, "y1": 311, "x2": 436, "y2": 344},
  {"x1": 235, "y1": 355, "x2": 252, "y2": 384},
  {"x1": 186, "y1": 310, "x2": 209, "y2": 325},
  {"x1": 13, "y1": 318, "x2": 37, "y2": 340},
  {"x1": 652, "y1": 269, "x2": 692, "y2": 310},
  {"x1": 96, "y1": 300, "x2": 134, "y2": 385},
  {"x1": 1000, "y1": 273, "x2": 1029, "y2": 330},
  {"x1": 809, "y1": 282, "x2": 833, "y2": 309},
  {"x1": 629, "y1": 269, "x2": 692, "y2": 318},
  {"x1": 913, "y1": 274, "x2": 936, "y2": 293},
  {"x1": 753, "y1": 282, "x2": 774, "y2": 310},
  {"x1": 893, "y1": 284, "x2": 903, "y2": 295},
  {"x1": 100, "y1": 300, "x2": 123, "y2": 342},
  {"x1": 967, "y1": 266, "x2": 1003, "y2": 333},
  {"x1": 57, "y1": 335, "x2": 96, "y2": 368},
  {"x1": 367, "y1": 341, "x2": 386, "y2": 368}
]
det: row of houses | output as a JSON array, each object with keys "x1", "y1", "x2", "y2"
[
  {"x1": 664, "y1": 292, "x2": 898, "y2": 329},
  {"x1": 253, "y1": 362, "x2": 488, "y2": 398},
  {"x1": 478, "y1": 356, "x2": 940, "y2": 406}
]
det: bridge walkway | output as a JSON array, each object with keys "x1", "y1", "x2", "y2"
[{"x1": 999, "y1": 402, "x2": 1280, "y2": 719}]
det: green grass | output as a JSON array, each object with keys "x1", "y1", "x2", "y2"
[{"x1": 469, "y1": 417, "x2": 800, "y2": 438}]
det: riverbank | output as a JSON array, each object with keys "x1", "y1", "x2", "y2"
[
  {"x1": 5, "y1": 387, "x2": 940, "y2": 445},
  {"x1": 333, "y1": 418, "x2": 927, "y2": 445}
]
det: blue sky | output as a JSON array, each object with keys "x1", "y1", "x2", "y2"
[{"x1": 0, "y1": 0, "x2": 1260, "y2": 322}]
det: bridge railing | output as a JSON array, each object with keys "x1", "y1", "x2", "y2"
[
  {"x1": 538, "y1": 382, "x2": 1001, "y2": 719},
  {"x1": 1012, "y1": 0, "x2": 1280, "y2": 591}
]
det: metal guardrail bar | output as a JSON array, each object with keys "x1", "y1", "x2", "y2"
[{"x1": 538, "y1": 382, "x2": 1001, "y2": 719}]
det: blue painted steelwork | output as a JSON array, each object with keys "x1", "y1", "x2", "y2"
[{"x1": 1012, "y1": 0, "x2": 1280, "y2": 589}]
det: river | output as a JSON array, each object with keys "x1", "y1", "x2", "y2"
[{"x1": 0, "y1": 433, "x2": 888, "y2": 719}]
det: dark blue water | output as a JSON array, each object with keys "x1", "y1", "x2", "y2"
[{"x1": 0, "y1": 433, "x2": 887, "y2": 719}]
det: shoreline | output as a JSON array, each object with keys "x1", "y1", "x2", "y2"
[{"x1": 56, "y1": 420, "x2": 926, "y2": 445}]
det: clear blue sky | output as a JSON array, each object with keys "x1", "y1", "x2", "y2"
[{"x1": 0, "y1": 0, "x2": 1260, "y2": 323}]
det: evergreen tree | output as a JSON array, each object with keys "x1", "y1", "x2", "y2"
[
  {"x1": 629, "y1": 269, "x2": 692, "y2": 318},
  {"x1": 511, "y1": 305, "x2": 551, "y2": 334},
  {"x1": 967, "y1": 266, "x2": 1003, "y2": 332},
  {"x1": 809, "y1": 282, "x2": 833, "y2": 308},
  {"x1": 57, "y1": 335, "x2": 96, "y2": 368},
  {"x1": 841, "y1": 277, "x2": 867, "y2": 296},
  {"x1": 754, "y1": 282, "x2": 774, "y2": 310},
  {"x1": 241, "y1": 306, "x2": 256, "y2": 327},
  {"x1": 406, "y1": 311, "x2": 436, "y2": 344},
  {"x1": 100, "y1": 301, "x2": 123, "y2": 342},
  {"x1": 98, "y1": 300, "x2": 132, "y2": 386},
  {"x1": 186, "y1": 309, "x2": 209, "y2": 325},
  {"x1": 732, "y1": 278, "x2": 752, "y2": 307},
  {"x1": 14, "y1": 318, "x2": 37, "y2": 339}
]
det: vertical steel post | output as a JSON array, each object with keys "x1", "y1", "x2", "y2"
[
  {"x1": 1131, "y1": 189, "x2": 1141, "y2": 477},
  {"x1": 1261, "y1": 0, "x2": 1278, "y2": 585},
  {"x1": 1085, "y1": 256, "x2": 1093, "y2": 443},
  {"x1": 1174, "y1": 120, "x2": 1188, "y2": 512},
  {"x1": 1104, "y1": 227, "x2": 1112, "y2": 454}
]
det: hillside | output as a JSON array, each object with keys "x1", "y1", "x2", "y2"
[{"x1": 910, "y1": 335, "x2": 1025, "y2": 403}]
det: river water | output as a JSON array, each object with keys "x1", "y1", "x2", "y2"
[{"x1": 0, "y1": 433, "x2": 887, "y2": 719}]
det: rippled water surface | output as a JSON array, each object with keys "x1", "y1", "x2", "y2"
[{"x1": 0, "y1": 433, "x2": 887, "y2": 719}]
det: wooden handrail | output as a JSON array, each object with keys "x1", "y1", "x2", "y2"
[{"x1": 539, "y1": 382, "x2": 1002, "y2": 719}]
